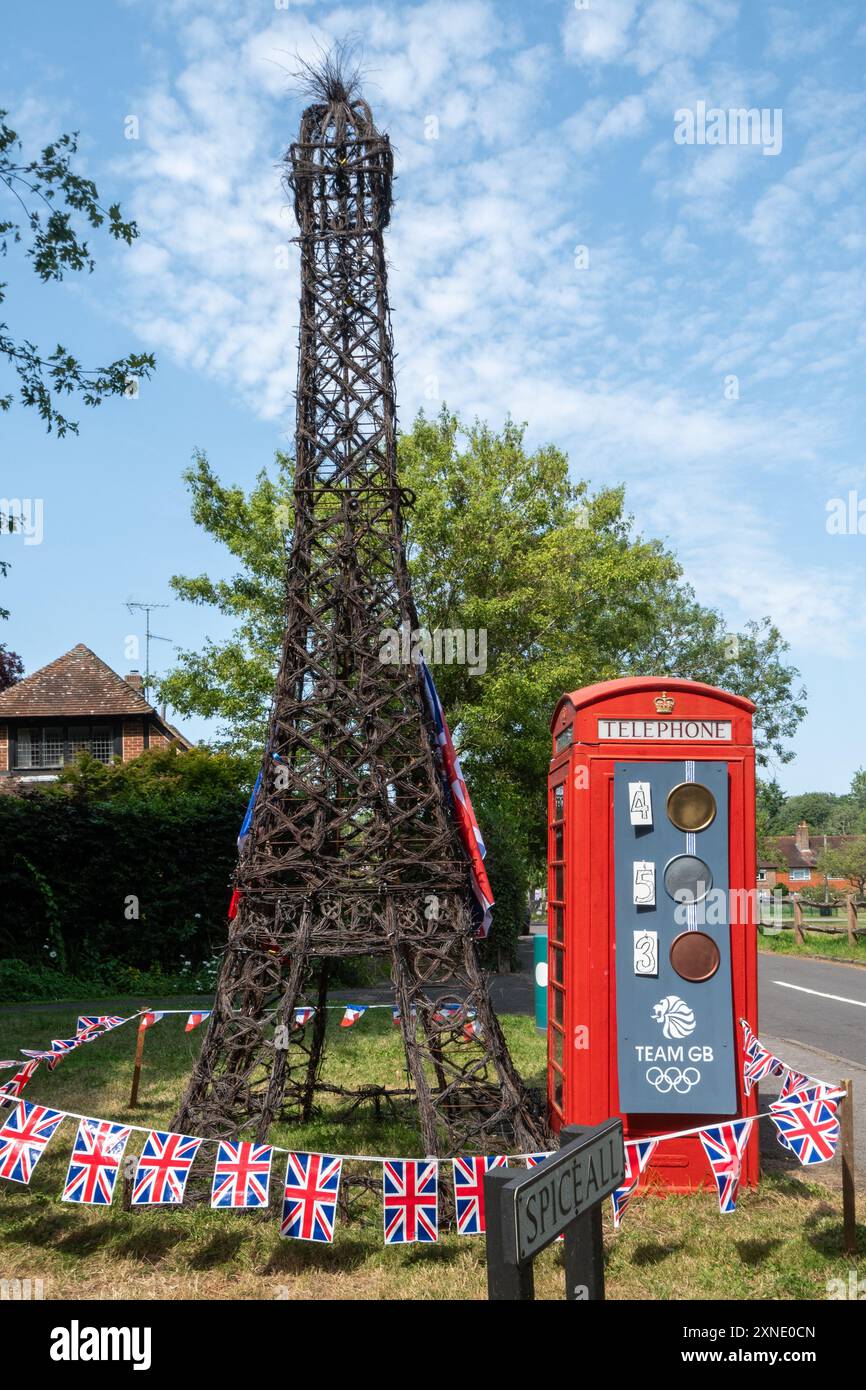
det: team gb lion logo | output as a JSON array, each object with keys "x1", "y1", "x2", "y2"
[{"x1": 651, "y1": 995, "x2": 696, "y2": 1039}]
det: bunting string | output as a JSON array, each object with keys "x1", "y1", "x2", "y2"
[{"x1": 0, "y1": 1014, "x2": 848, "y2": 1244}]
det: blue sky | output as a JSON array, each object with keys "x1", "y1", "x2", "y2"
[{"x1": 2, "y1": 0, "x2": 865, "y2": 793}]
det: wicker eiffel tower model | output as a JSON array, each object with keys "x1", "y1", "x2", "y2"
[{"x1": 174, "y1": 65, "x2": 546, "y2": 1156}]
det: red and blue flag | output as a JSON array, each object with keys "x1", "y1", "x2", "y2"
[
  {"x1": 132, "y1": 1130, "x2": 203, "y2": 1205},
  {"x1": 62, "y1": 1118, "x2": 131, "y2": 1205},
  {"x1": 340, "y1": 1005, "x2": 367, "y2": 1028},
  {"x1": 211, "y1": 1141, "x2": 273, "y2": 1208},
  {"x1": 0, "y1": 1059, "x2": 40, "y2": 1098},
  {"x1": 383, "y1": 1159, "x2": 438, "y2": 1244},
  {"x1": 420, "y1": 660, "x2": 494, "y2": 937},
  {"x1": 185, "y1": 1012, "x2": 211, "y2": 1033},
  {"x1": 698, "y1": 1121, "x2": 753, "y2": 1213},
  {"x1": 770, "y1": 1090, "x2": 842, "y2": 1165},
  {"x1": 281, "y1": 1152, "x2": 343, "y2": 1242},
  {"x1": 452, "y1": 1155, "x2": 507, "y2": 1235},
  {"x1": 0, "y1": 1100, "x2": 65, "y2": 1184},
  {"x1": 611, "y1": 1140, "x2": 657, "y2": 1228}
]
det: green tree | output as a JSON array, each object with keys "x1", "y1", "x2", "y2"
[
  {"x1": 817, "y1": 841, "x2": 866, "y2": 899},
  {"x1": 770, "y1": 791, "x2": 843, "y2": 835},
  {"x1": 1, "y1": 112, "x2": 154, "y2": 435},
  {"x1": 160, "y1": 409, "x2": 807, "y2": 870}
]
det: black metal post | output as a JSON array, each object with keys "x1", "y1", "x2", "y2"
[
  {"x1": 560, "y1": 1124, "x2": 606, "y2": 1301},
  {"x1": 484, "y1": 1168, "x2": 534, "y2": 1301}
]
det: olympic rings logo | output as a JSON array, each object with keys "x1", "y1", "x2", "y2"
[{"x1": 645, "y1": 1066, "x2": 701, "y2": 1094}]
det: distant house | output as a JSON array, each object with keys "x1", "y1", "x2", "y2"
[
  {"x1": 0, "y1": 643, "x2": 191, "y2": 786},
  {"x1": 758, "y1": 820, "x2": 860, "y2": 894}
]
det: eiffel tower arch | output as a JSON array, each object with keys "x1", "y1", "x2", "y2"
[{"x1": 174, "y1": 60, "x2": 547, "y2": 1156}]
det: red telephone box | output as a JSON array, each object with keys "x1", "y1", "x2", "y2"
[{"x1": 547, "y1": 677, "x2": 759, "y2": 1192}]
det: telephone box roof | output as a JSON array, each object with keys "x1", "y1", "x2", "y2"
[{"x1": 550, "y1": 676, "x2": 755, "y2": 731}]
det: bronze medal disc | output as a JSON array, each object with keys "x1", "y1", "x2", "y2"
[
  {"x1": 667, "y1": 781, "x2": 717, "y2": 832},
  {"x1": 670, "y1": 931, "x2": 720, "y2": 983}
]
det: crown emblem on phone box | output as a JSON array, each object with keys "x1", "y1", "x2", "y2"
[{"x1": 654, "y1": 692, "x2": 675, "y2": 714}]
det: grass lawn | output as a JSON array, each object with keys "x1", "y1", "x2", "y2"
[
  {"x1": 1, "y1": 1000, "x2": 862, "y2": 1301},
  {"x1": 758, "y1": 929, "x2": 866, "y2": 964}
]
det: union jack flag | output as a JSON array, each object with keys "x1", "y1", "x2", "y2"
[
  {"x1": 452, "y1": 1155, "x2": 507, "y2": 1235},
  {"x1": 185, "y1": 1012, "x2": 210, "y2": 1033},
  {"x1": 739, "y1": 1019, "x2": 783, "y2": 1095},
  {"x1": 420, "y1": 660, "x2": 494, "y2": 937},
  {"x1": 132, "y1": 1130, "x2": 203, "y2": 1205},
  {"x1": 0, "y1": 1100, "x2": 65, "y2": 1184},
  {"x1": 281, "y1": 1152, "x2": 343, "y2": 1242},
  {"x1": 433, "y1": 1002, "x2": 461, "y2": 1024},
  {"x1": 293, "y1": 1007, "x2": 315, "y2": 1028},
  {"x1": 383, "y1": 1159, "x2": 438, "y2": 1244},
  {"x1": 780, "y1": 1068, "x2": 811, "y2": 1101},
  {"x1": 698, "y1": 1120, "x2": 753, "y2": 1213},
  {"x1": 770, "y1": 1091, "x2": 841, "y2": 1164},
  {"x1": 0, "y1": 1060, "x2": 40, "y2": 1099},
  {"x1": 211, "y1": 1141, "x2": 273, "y2": 1208},
  {"x1": 62, "y1": 1118, "x2": 131, "y2": 1205},
  {"x1": 0, "y1": 1061, "x2": 19, "y2": 1069},
  {"x1": 340, "y1": 1005, "x2": 367, "y2": 1028},
  {"x1": 76, "y1": 1015, "x2": 125, "y2": 1041},
  {"x1": 611, "y1": 1140, "x2": 657, "y2": 1228},
  {"x1": 525, "y1": 1153, "x2": 554, "y2": 1167},
  {"x1": 43, "y1": 1038, "x2": 81, "y2": 1070}
]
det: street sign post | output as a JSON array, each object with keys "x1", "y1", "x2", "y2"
[{"x1": 484, "y1": 1120, "x2": 624, "y2": 1301}]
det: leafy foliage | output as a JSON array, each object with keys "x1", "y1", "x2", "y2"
[
  {"x1": 0, "y1": 642, "x2": 23, "y2": 689},
  {"x1": 159, "y1": 410, "x2": 806, "y2": 879},
  {"x1": 0, "y1": 111, "x2": 155, "y2": 435},
  {"x1": 0, "y1": 749, "x2": 251, "y2": 975}
]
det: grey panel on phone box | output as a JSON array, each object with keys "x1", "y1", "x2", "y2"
[{"x1": 614, "y1": 761, "x2": 737, "y2": 1114}]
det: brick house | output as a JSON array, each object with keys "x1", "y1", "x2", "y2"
[
  {"x1": 758, "y1": 820, "x2": 860, "y2": 894},
  {"x1": 0, "y1": 644, "x2": 191, "y2": 785}
]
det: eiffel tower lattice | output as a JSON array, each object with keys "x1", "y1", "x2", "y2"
[{"x1": 174, "y1": 63, "x2": 547, "y2": 1156}]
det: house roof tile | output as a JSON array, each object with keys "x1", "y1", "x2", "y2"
[{"x1": 0, "y1": 644, "x2": 158, "y2": 718}]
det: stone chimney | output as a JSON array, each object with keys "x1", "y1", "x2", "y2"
[
  {"x1": 125, "y1": 670, "x2": 144, "y2": 692},
  {"x1": 795, "y1": 820, "x2": 810, "y2": 853}
]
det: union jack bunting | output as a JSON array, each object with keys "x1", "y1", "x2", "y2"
[
  {"x1": 45, "y1": 1038, "x2": 81, "y2": 1070},
  {"x1": 739, "y1": 1020, "x2": 783, "y2": 1095},
  {"x1": 383, "y1": 1159, "x2": 438, "y2": 1244},
  {"x1": 698, "y1": 1121, "x2": 753, "y2": 1214},
  {"x1": 62, "y1": 1118, "x2": 131, "y2": 1205},
  {"x1": 420, "y1": 659, "x2": 494, "y2": 937},
  {"x1": 0, "y1": 1061, "x2": 19, "y2": 1069},
  {"x1": 779, "y1": 1068, "x2": 811, "y2": 1101},
  {"x1": 281, "y1": 1152, "x2": 343, "y2": 1243},
  {"x1": 340, "y1": 1005, "x2": 367, "y2": 1028},
  {"x1": 0, "y1": 1100, "x2": 65, "y2": 1184},
  {"x1": 770, "y1": 1091, "x2": 842, "y2": 1165},
  {"x1": 0, "y1": 1060, "x2": 40, "y2": 1099},
  {"x1": 132, "y1": 1130, "x2": 203, "y2": 1205},
  {"x1": 611, "y1": 1140, "x2": 658, "y2": 1229},
  {"x1": 76, "y1": 1015, "x2": 125, "y2": 1040},
  {"x1": 185, "y1": 1012, "x2": 210, "y2": 1033},
  {"x1": 525, "y1": 1153, "x2": 554, "y2": 1167},
  {"x1": 211, "y1": 1141, "x2": 273, "y2": 1208},
  {"x1": 293, "y1": 1007, "x2": 315, "y2": 1028},
  {"x1": 433, "y1": 1003, "x2": 461, "y2": 1023},
  {"x1": 452, "y1": 1155, "x2": 507, "y2": 1235}
]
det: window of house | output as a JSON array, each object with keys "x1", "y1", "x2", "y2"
[
  {"x1": 790, "y1": 868, "x2": 811, "y2": 881},
  {"x1": 756, "y1": 870, "x2": 767, "y2": 882},
  {"x1": 14, "y1": 723, "x2": 117, "y2": 769}
]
